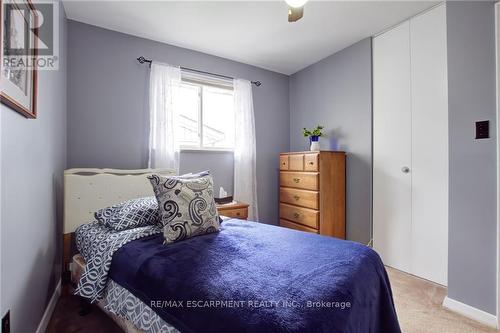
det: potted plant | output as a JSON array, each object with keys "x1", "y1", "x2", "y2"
[{"x1": 302, "y1": 126, "x2": 324, "y2": 151}]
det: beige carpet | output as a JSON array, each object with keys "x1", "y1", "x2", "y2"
[{"x1": 387, "y1": 267, "x2": 498, "y2": 333}]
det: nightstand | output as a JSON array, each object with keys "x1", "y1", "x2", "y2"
[{"x1": 216, "y1": 201, "x2": 249, "y2": 220}]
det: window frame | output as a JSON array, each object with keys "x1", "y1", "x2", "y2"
[{"x1": 177, "y1": 77, "x2": 235, "y2": 152}]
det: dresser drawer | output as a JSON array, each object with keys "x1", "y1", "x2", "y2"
[
  {"x1": 280, "y1": 172, "x2": 319, "y2": 191},
  {"x1": 288, "y1": 154, "x2": 304, "y2": 171},
  {"x1": 279, "y1": 203, "x2": 319, "y2": 229},
  {"x1": 280, "y1": 219, "x2": 318, "y2": 234},
  {"x1": 280, "y1": 187, "x2": 319, "y2": 210},
  {"x1": 304, "y1": 153, "x2": 319, "y2": 171},
  {"x1": 279, "y1": 155, "x2": 289, "y2": 170},
  {"x1": 219, "y1": 208, "x2": 248, "y2": 220}
]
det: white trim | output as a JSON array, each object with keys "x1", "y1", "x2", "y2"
[
  {"x1": 181, "y1": 70, "x2": 234, "y2": 90},
  {"x1": 180, "y1": 147, "x2": 234, "y2": 153},
  {"x1": 443, "y1": 296, "x2": 498, "y2": 329},
  {"x1": 495, "y1": 2, "x2": 500, "y2": 328},
  {"x1": 35, "y1": 280, "x2": 61, "y2": 333}
]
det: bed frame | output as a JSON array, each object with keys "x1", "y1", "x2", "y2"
[{"x1": 62, "y1": 168, "x2": 176, "y2": 279}]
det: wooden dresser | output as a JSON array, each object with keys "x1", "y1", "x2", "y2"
[{"x1": 279, "y1": 151, "x2": 346, "y2": 238}]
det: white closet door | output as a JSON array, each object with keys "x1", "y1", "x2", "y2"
[
  {"x1": 410, "y1": 5, "x2": 448, "y2": 286},
  {"x1": 373, "y1": 21, "x2": 413, "y2": 274}
]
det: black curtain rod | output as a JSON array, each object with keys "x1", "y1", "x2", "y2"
[{"x1": 137, "y1": 56, "x2": 261, "y2": 87}]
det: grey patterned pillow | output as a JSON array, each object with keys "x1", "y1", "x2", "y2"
[
  {"x1": 148, "y1": 173, "x2": 220, "y2": 244},
  {"x1": 94, "y1": 197, "x2": 160, "y2": 231}
]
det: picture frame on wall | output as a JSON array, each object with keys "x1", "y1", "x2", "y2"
[{"x1": 0, "y1": 0, "x2": 38, "y2": 119}]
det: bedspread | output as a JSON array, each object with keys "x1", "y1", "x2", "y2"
[{"x1": 108, "y1": 220, "x2": 401, "y2": 333}]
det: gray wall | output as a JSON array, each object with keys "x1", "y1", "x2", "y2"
[
  {"x1": 179, "y1": 151, "x2": 234, "y2": 195},
  {"x1": 67, "y1": 21, "x2": 289, "y2": 224},
  {"x1": 446, "y1": 1, "x2": 497, "y2": 315},
  {"x1": 289, "y1": 38, "x2": 373, "y2": 244},
  {"x1": 0, "y1": 5, "x2": 67, "y2": 332}
]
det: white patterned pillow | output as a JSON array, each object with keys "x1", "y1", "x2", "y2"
[
  {"x1": 94, "y1": 197, "x2": 160, "y2": 231},
  {"x1": 148, "y1": 173, "x2": 220, "y2": 244}
]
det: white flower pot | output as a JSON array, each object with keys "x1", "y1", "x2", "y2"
[{"x1": 310, "y1": 141, "x2": 320, "y2": 151}]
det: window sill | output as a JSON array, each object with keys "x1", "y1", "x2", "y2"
[{"x1": 180, "y1": 148, "x2": 234, "y2": 153}]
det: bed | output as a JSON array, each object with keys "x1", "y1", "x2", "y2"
[{"x1": 63, "y1": 168, "x2": 401, "y2": 333}]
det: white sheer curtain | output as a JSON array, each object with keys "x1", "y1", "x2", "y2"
[
  {"x1": 233, "y1": 79, "x2": 259, "y2": 220},
  {"x1": 148, "y1": 62, "x2": 181, "y2": 171}
]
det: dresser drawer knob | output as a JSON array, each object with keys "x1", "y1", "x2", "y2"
[
  {"x1": 293, "y1": 212, "x2": 300, "y2": 218},
  {"x1": 293, "y1": 195, "x2": 300, "y2": 201},
  {"x1": 293, "y1": 178, "x2": 300, "y2": 183},
  {"x1": 309, "y1": 162, "x2": 314, "y2": 165}
]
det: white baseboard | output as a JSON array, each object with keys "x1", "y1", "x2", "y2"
[
  {"x1": 443, "y1": 296, "x2": 497, "y2": 329},
  {"x1": 35, "y1": 279, "x2": 61, "y2": 333}
]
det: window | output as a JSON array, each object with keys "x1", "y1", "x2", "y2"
[{"x1": 176, "y1": 80, "x2": 235, "y2": 150}]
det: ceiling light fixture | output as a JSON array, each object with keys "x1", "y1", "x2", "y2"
[
  {"x1": 285, "y1": 0, "x2": 308, "y2": 22},
  {"x1": 285, "y1": 0, "x2": 309, "y2": 8}
]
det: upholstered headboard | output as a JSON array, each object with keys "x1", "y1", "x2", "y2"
[
  {"x1": 62, "y1": 168, "x2": 176, "y2": 276},
  {"x1": 63, "y1": 168, "x2": 176, "y2": 233}
]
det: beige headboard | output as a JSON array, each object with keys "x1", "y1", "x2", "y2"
[{"x1": 63, "y1": 168, "x2": 176, "y2": 234}]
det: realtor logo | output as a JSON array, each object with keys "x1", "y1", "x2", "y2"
[{"x1": 2, "y1": 0, "x2": 59, "y2": 70}]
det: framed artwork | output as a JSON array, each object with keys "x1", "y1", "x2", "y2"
[{"x1": 0, "y1": 0, "x2": 38, "y2": 118}]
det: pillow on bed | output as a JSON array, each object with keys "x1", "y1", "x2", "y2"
[
  {"x1": 94, "y1": 196, "x2": 159, "y2": 231},
  {"x1": 148, "y1": 172, "x2": 220, "y2": 244}
]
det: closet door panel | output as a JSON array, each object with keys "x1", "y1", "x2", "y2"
[
  {"x1": 373, "y1": 22, "x2": 412, "y2": 273},
  {"x1": 410, "y1": 5, "x2": 448, "y2": 286}
]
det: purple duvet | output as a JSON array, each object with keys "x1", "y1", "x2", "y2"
[{"x1": 108, "y1": 219, "x2": 401, "y2": 333}]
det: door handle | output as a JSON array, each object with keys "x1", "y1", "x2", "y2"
[{"x1": 401, "y1": 166, "x2": 410, "y2": 174}]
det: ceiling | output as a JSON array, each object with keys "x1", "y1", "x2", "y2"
[{"x1": 63, "y1": 1, "x2": 438, "y2": 75}]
